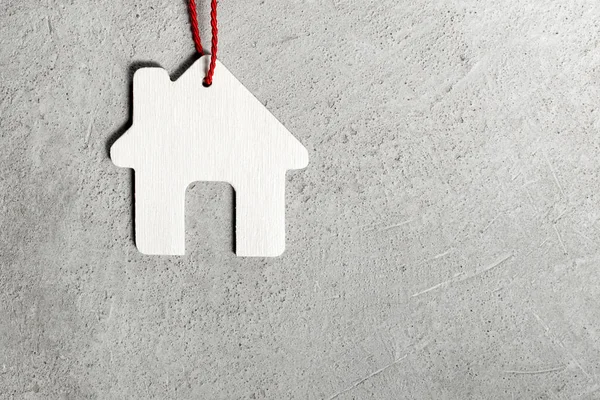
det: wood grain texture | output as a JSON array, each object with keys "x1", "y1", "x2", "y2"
[{"x1": 111, "y1": 55, "x2": 309, "y2": 256}]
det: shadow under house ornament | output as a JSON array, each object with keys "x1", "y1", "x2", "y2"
[{"x1": 110, "y1": 1, "x2": 309, "y2": 257}]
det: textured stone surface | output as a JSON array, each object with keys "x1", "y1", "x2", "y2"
[{"x1": 2, "y1": 0, "x2": 600, "y2": 398}]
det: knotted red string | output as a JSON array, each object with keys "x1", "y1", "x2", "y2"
[{"x1": 188, "y1": 0, "x2": 218, "y2": 86}]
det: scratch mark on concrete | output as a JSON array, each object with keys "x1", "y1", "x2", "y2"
[
  {"x1": 378, "y1": 220, "x2": 412, "y2": 232},
  {"x1": 451, "y1": 222, "x2": 470, "y2": 242},
  {"x1": 525, "y1": 237, "x2": 549, "y2": 257},
  {"x1": 280, "y1": 35, "x2": 300, "y2": 44},
  {"x1": 481, "y1": 212, "x2": 502, "y2": 233},
  {"x1": 474, "y1": 254, "x2": 513, "y2": 275},
  {"x1": 84, "y1": 107, "x2": 97, "y2": 147},
  {"x1": 432, "y1": 248, "x2": 454, "y2": 260},
  {"x1": 504, "y1": 365, "x2": 565, "y2": 375},
  {"x1": 417, "y1": 248, "x2": 456, "y2": 267},
  {"x1": 412, "y1": 254, "x2": 513, "y2": 297},
  {"x1": 533, "y1": 312, "x2": 550, "y2": 331},
  {"x1": 552, "y1": 208, "x2": 569, "y2": 223},
  {"x1": 447, "y1": 59, "x2": 484, "y2": 94},
  {"x1": 412, "y1": 280, "x2": 449, "y2": 297},
  {"x1": 327, "y1": 355, "x2": 408, "y2": 400},
  {"x1": 522, "y1": 179, "x2": 540, "y2": 188},
  {"x1": 85, "y1": 119, "x2": 94, "y2": 146},
  {"x1": 532, "y1": 312, "x2": 591, "y2": 380},
  {"x1": 525, "y1": 188, "x2": 538, "y2": 213},
  {"x1": 365, "y1": 219, "x2": 412, "y2": 232},
  {"x1": 558, "y1": 342, "x2": 589, "y2": 379},
  {"x1": 106, "y1": 297, "x2": 115, "y2": 322},
  {"x1": 544, "y1": 152, "x2": 566, "y2": 197},
  {"x1": 553, "y1": 225, "x2": 567, "y2": 255}
]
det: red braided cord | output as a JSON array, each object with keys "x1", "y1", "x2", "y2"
[
  {"x1": 187, "y1": 0, "x2": 204, "y2": 55},
  {"x1": 204, "y1": 0, "x2": 218, "y2": 85},
  {"x1": 188, "y1": 0, "x2": 218, "y2": 85}
]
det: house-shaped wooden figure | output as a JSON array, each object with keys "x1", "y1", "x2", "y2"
[{"x1": 111, "y1": 55, "x2": 309, "y2": 257}]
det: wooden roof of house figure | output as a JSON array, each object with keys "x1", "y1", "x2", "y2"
[{"x1": 111, "y1": 55, "x2": 309, "y2": 257}]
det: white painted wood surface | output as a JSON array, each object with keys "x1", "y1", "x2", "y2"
[{"x1": 111, "y1": 55, "x2": 309, "y2": 256}]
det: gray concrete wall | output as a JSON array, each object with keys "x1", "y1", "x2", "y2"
[{"x1": 2, "y1": 0, "x2": 600, "y2": 398}]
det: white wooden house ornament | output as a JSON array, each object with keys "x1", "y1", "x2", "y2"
[{"x1": 111, "y1": 55, "x2": 309, "y2": 257}]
